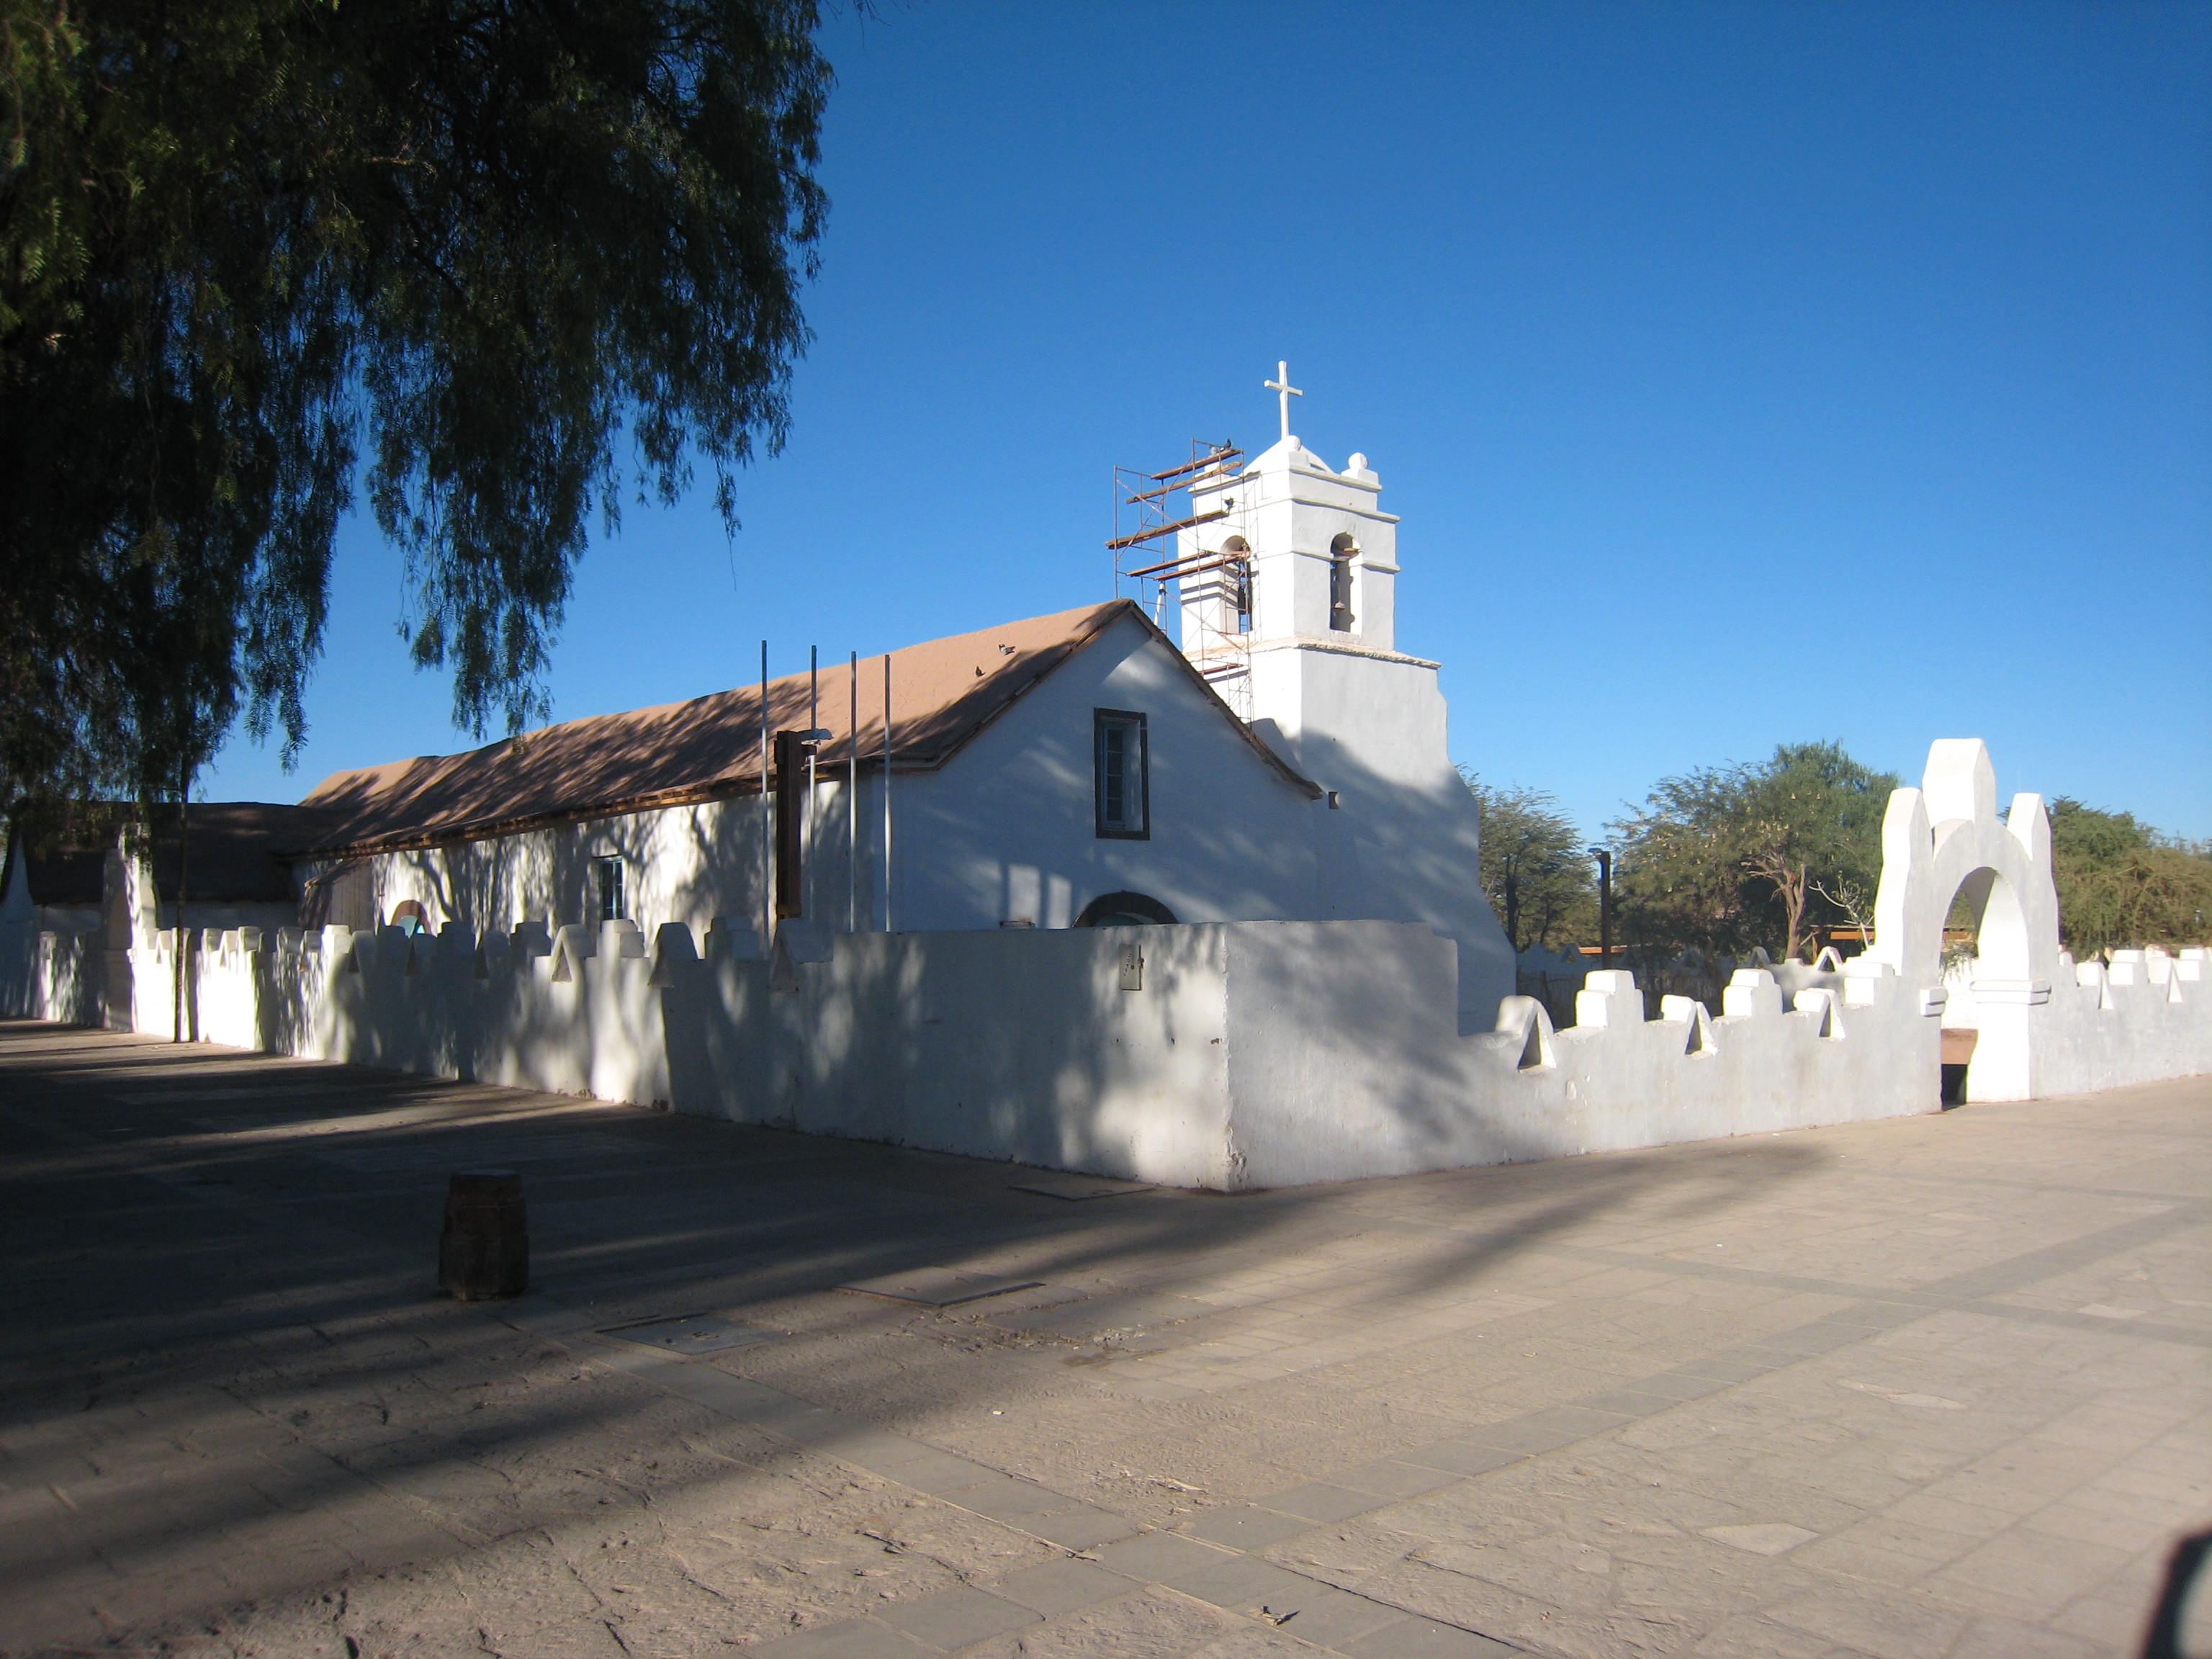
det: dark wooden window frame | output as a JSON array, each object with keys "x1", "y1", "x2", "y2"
[
  {"x1": 594, "y1": 855, "x2": 626, "y2": 922},
  {"x1": 1093, "y1": 709, "x2": 1151, "y2": 840}
]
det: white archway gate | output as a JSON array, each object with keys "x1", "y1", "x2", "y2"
[{"x1": 1859, "y1": 739, "x2": 2062, "y2": 1101}]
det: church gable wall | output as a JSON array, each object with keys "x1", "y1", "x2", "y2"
[{"x1": 890, "y1": 611, "x2": 1322, "y2": 932}]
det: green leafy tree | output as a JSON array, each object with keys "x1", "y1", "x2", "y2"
[
  {"x1": 1731, "y1": 742, "x2": 1898, "y2": 960},
  {"x1": 1611, "y1": 741, "x2": 1897, "y2": 963},
  {"x1": 1609, "y1": 764, "x2": 1763, "y2": 964},
  {"x1": 2047, "y1": 799, "x2": 2212, "y2": 956},
  {"x1": 1462, "y1": 770, "x2": 1596, "y2": 953},
  {"x1": 1, "y1": 0, "x2": 830, "y2": 813}
]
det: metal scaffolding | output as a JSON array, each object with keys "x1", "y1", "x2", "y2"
[{"x1": 1108, "y1": 440, "x2": 1258, "y2": 718}]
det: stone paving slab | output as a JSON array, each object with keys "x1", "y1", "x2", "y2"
[
  {"x1": 984, "y1": 1555, "x2": 1133, "y2": 1615},
  {"x1": 0, "y1": 1020, "x2": 2207, "y2": 1657}
]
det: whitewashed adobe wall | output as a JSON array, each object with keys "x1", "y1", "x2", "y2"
[
  {"x1": 48, "y1": 916, "x2": 1954, "y2": 1189},
  {"x1": 0, "y1": 925, "x2": 104, "y2": 1026},
  {"x1": 97, "y1": 918, "x2": 1244, "y2": 1185},
  {"x1": 10, "y1": 904, "x2": 2207, "y2": 1191},
  {"x1": 5, "y1": 738, "x2": 2206, "y2": 1190}
]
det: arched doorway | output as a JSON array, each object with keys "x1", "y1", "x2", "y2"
[
  {"x1": 1074, "y1": 891, "x2": 1177, "y2": 928},
  {"x1": 1938, "y1": 871, "x2": 2035, "y2": 1106},
  {"x1": 1859, "y1": 739, "x2": 2064, "y2": 1106}
]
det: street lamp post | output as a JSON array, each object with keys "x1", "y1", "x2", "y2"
[{"x1": 1590, "y1": 848, "x2": 1613, "y2": 967}]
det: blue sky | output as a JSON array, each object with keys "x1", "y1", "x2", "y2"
[{"x1": 202, "y1": 0, "x2": 2212, "y2": 840}]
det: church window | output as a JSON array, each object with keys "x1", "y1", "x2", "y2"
[
  {"x1": 1094, "y1": 710, "x2": 1149, "y2": 840},
  {"x1": 390, "y1": 899, "x2": 428, "y2": 936},
  {"x1": 1328, "y1": 534, "x2": 1357, "y2": 632},
  {"x1": 595, "y1": 855, "x2": 626, "y2": 922}
]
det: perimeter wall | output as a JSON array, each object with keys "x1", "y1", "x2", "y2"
[
  {"x1": 3, "y1": 739, "x2": 2206, "y2": 1189},
  {"x1": 3, "y1": 910, "x2": 2203, "y2": 1190}
]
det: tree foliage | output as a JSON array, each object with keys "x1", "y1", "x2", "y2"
[
  {"x1": 1, "y1": 0, "x2": 829, "y2": 809},
  {"x1": 2046, "y1": 799, "x2": 2212, "y2": 956},
  {"x1": 1609, "y1": 741, "x2": 1897, "y2": 962},
  {"x1": 1462, "y1": 770, "x2": 1596, "y2": 953}
]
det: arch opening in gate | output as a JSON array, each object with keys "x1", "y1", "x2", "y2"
[{"x1": 1936, "y1": 864, "x2": 2028, "y2": 1105}]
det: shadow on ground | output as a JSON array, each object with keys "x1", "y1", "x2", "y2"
[{"x1": 0, "y1": 1018, "x2": 1831, "y2": 1655}]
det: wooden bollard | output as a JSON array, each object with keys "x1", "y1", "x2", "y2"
[{"x1": 439, "y1": 1169, "x2": 529, "y2": 1300}]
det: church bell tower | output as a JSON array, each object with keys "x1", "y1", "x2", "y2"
[
  {"x1": 1174, "y1": 382, "x2": 1440, "y2": 796},
  {"x1": 1167, "y1": 366, "x2": 1514, "y2": 1023}
]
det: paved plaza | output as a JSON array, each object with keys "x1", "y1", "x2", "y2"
[{"x1": 0, "y1": 1020, "x2": 2205, "y2": 1658}]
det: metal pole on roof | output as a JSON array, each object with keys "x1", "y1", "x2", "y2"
[
  {"x1": 848, "y1": 650, "x2": 858, "y2": 935},
  {"x1": 759, "y1": 642, "x2": 770, "y2": 948},
  {"x1": 807, "y1": 647, "x2": 818, "y2": 923},
  {"x1": 881, "y1": 653, "x2": 893, "y2": 934}
]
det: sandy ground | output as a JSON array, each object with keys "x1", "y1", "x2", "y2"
[{"x1": 0, "y1": 1020, "x2": 2205, "y2": 1658}]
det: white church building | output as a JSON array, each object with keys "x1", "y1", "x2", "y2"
[{"x1": 273, "y1": 422, "x2": 1517, "y2": 1024}]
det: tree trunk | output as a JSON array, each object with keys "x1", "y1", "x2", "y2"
[
  {"x1": 1781, "y1": 863, "x2": 1808, "y2": 963},
  {"x1": 172, "y1": 768, "x2": 191, "y2": 1043}
]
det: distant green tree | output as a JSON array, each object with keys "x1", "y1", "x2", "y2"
[
  {"x1": 1609, "y1": 765, "x2": 1763, "y2": 964},
  {"x1": 1, "y1": 0, "x2": 830, "y2": 813},
  {"x1": 2047, "y1": 799, "x2": 2212, "y2": 955},
  {"x1": 1611, "y1": 741, "x2": 1897, "y2": 962},
  {"x1": 1462, "y1": 770, "x2": 1596, "y2": 953}
]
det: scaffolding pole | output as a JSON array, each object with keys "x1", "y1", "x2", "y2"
[{"x1": 1110, "y1": 438, "x2": 1256, "y2": 719}]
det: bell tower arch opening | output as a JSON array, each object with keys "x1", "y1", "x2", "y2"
[
  {"x1": 1328, "y1": 534, "x2": 1359, "y2": 634},
  {"x1": 1223, "y1": 536, "x2": 1254, "y2": 636}
]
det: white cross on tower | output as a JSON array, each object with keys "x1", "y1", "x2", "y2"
[{"x1": 1264, "y1": 360, "x2": 1303, "y2": 443}]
